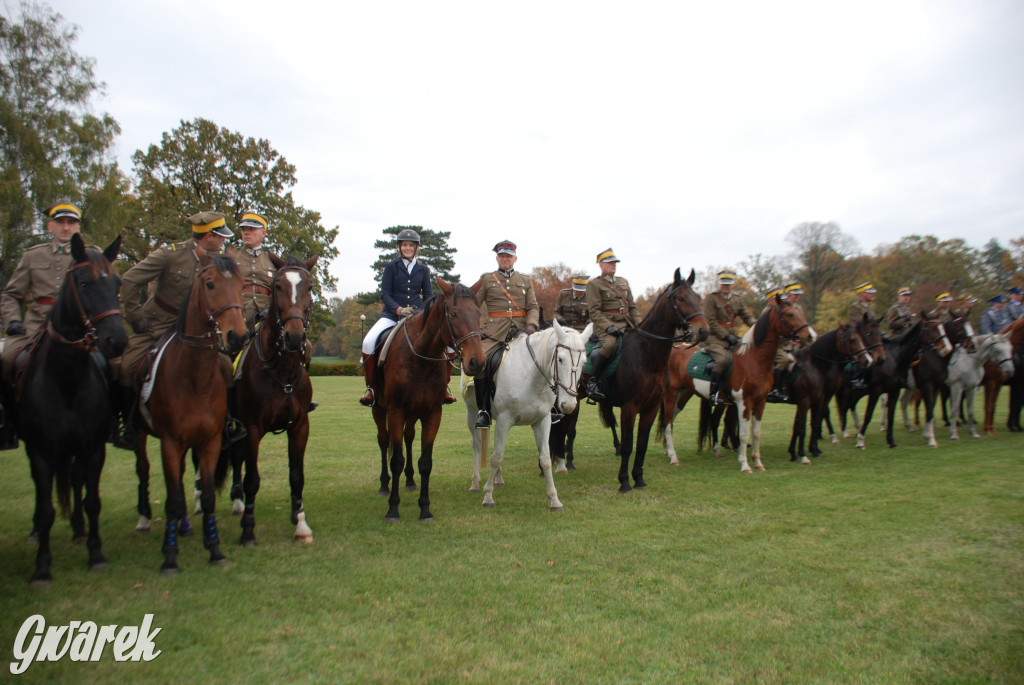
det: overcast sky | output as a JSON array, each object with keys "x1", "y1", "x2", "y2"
[{"x1": 38, "y1": 0, "x2": 1024, "y2": 297}]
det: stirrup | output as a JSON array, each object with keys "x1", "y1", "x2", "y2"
[
  {"x1": 550, "y1": 408, "x2": 564, "y2": 424},
  {"x1": 475, "y1": 410, "x2": 491, "y2": 429},
  {"x1": 359, "y1": 387, "x2": 375, "y2": 407},
  {"x1": 443, "y1": 386, "x2": 457, "y2": 405},
  {"x1": 585, "y1": 382, "x2": 605, "y2": 402},
  {"x1": 223, "y1": 417, "x2": 248, "y2": 448}
]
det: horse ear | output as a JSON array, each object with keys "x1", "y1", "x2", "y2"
[
  {"x1": 581, "y1": 322, "x2": 594, "y2": 340},
  {"x1": 269, "y1": 253, "x2": 284, "y2": 270},
  {"x1": 70, "y1": 233, "x2": 87, "y2": 262},
  {"x1": 552, "y1": 318, "x2": 564, "y2": 337},
  {"x1": 103, "y1": 234, "x2": 121, "y2": 264},
  {"x1": 304, "y1": 255, "x2": 319, "y2": 271},
  {"x1": 468, "y1": 277, "x2": 483, "y2": 294},
  {"x1": 673, "y1": 267, "x2": 682, "y2": 287},
  {"x1": 687, "y1": 268, "x2": 696, "y2": 286},
  {"x1": 436, "y1": 277, "x2": 453, "y2": 296}
]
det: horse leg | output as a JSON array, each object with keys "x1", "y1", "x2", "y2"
[
  {"x1": 28, "y1": 451, "x2": 56, "y2": 586},
  {"x1": 196, "y1": 440, "x2": 227, "y2": 566},
  {"x1": 856, "y1": 394, "x2": 878, "y2": 449},
  {"x1": 192, "y1": 447, "x2": 203, "y2": 515},
  {"x1": 230, "y1": 443, "x2": 244, "y2": 515},
  {"x1": 632, "y1": 407, "x2": 658, "y2": 488},
  {"x1": 83, "y1": 444, "x2": 108, "y2": 572},
  {"x1": 469, "y1": 420, "x2": 483, "y2": 493},
  {"x1": 385, "y1": 408, "x2": 406, "y2": 521},
  {"x1": 884, "y1": 391, "x2": 900, "y2": 449},
  {"x1": 899, "y1": 388, "x2": 913, "y2": 431},
  {"x1": 416, "y1": 411, "x2": 441, "y2": 521},
  {"x1": 70, "y1": 457, "x2": 86, "y2": 542},
  {"x1": 949, "y1": 385, "x2": 962, "y2": 441},
  {"x1": 617, "y1": 409, "x2": 636, "y2": 492},
  {"x1": 565, "y1": 406, "x2": 578, "y2": 470},
  {"x1": 966, "y1": 386, "x2": 980, "y2": 439},
  {"x1": 611, "y1": 419, "x2": 621, "y2": 457},
  {"x1": 374, "y1": 405, "x2": 390, "y2": 496},
  {"x1": 922, "y1": 386, "x2": 938, "y2": 448},
  {"x1": 482, "y1": 417, "x2": 511, "y2": 507},
  {"x1": 533, "y1": 417, "x2": 564, "y2": 510},
  {"x1": 403, "y1": 421, "x2": 417, "y2": 491},
  {"x1": 159, "y1": 439, "x2": 187, "y2": 574},
  {"x1": 289, "y1": 419, "x2": 313, "y2": 541},
  {"x1": 135, "y1": 439, "x2": 152, "y2": 531},
  {"x1": 238, "y1": 433, "x2": 261, "y2": 546},
  {"x1": 750, "y1": 410, "x2": 767, "y2": 471},
  {"x1": 736, "y1": 405, "x2": 753, "y2": 473}
]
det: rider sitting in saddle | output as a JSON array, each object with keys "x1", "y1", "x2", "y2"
[
  {"x1": 0, "y1": 200, "x2": 86, "y2": 450},
  {"x1": 472, "y1": 240, "x2": 539, "y2": 428},
  {"x1": 848, "y1": 281, "x2": 878, "y2": 390},
  {"x1": 359, "y1": 228, "x2": 453, "y2": 407},
  {"x1": 554, "y1": 274, "x2": 590, "y2": 333},
  {"x1": 764, "y1": 284, "x2": 803, "y2": 404},
  {"x1": 113, "y1": 211, "x2": 243, "y2": 450},
  {"x1": 584, "y1": 248, "x2": 639, "y2": 402},
  {"x1": 702, "y1": 270, "x2": 756, "y2": 406},
  {"x1": 981, "y1": 294, "x2": 1014, "y2": 335},
  {"x1": 886, "y1": 286, "x2": 917, "y2": 336},
  {"x1": 930, "y1": 292, "x2": 954, "y2": 324}
]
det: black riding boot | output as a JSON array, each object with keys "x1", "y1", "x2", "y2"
[
  {"x1": 766, "y1": 369, "x2": 789, "y2": 403},
  {"x1": 474, "y1": 374, "x2": 492, "y2": 429},
  {"x1": 585, "y1": 347, "x2": 609, "y2": 401},
  {"x1": 223, "y1": 385, "x2": 248, "y2": 448},
  {"x1": 709, "y1": 370, "x2": 726, "y2": 406},
  {"x1": 113, "y1": 385, "x2": 139, "y2": 450}
]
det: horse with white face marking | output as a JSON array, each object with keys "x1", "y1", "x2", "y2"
[
  {"x1": 947, "y1": 333, "x2": 1014, "y2": 440},
  {"x1": 463, "y1": 319, "x2": 592, "y2": 510}
]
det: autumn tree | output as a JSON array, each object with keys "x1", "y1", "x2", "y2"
[{"x1": 786, "y1": 221, "x2": 860, "y2": 323}]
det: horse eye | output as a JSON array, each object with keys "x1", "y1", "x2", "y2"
[{"x1": 205, "y1": 281, "x2": 214, "y2": 290}]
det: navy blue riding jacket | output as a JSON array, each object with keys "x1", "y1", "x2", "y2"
[{"x1": 381, "y1": 258, "x2": 433, "y2": 321}]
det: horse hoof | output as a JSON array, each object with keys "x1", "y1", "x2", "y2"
[
  {"x1": 29, "y1": 575, "x2": 52, "y2": 588},
  {"x1": 754, "y1": 465, "x2": 766, "y2": 472},
  {"x1": 27, "y1": 532, "x2": 38, "y2": 544},
  {"x1": 89, "y1": 561, "x2": 109, "y2": 572},
  {"x1": 242, "y1": 538, "x2": 257, "y2": 547},
  {"x1": 419, "y1": 514, "x2": 435, "y2": 522},
  {"x1": 634, "y1": 482, "x2": 648, "y2": 490},
  {"x1": 405, "y1": 484, "x2": 417, "y2": 492},
  {"x1": 232, "y1": 500, "x2": 244, "y2": 516},
  {"x1": 482, "y1": 501, "x2": 496, "y2": 508},
  {"x1": 377, "y1": 490, "x2": 389, "y2": 497},
  {"x1": 555, "y1": 466, "x2": 568, "y2": 475},
  {"x1": 161, "y1": 567, "x2": 178, "y2": 577},
  {"x1": 469, "y1": 486, "x2": 480, "y2": 493},
  {"x1": 618, "y1": 484, "x2": 632, "y2": 493},
  {"x1": 550, "y1": 505, "x2": 564, "y2": 512},
  {"x1": 741, "y1": 468, "x2": 753, "y2": 474},
  {"x1": 295, "y1": 534, "x2": 314, "y2": 543},
  {"x1": 888, "y1": 444, "x2": 899, "y2": 449},
  {"x1": 72, "y1": 534, "x2": 86, "y2": 544},
  {"x1": 800, "y1": 457, "x2": 811, "y2": 465},
  {"x1": 385, "y1": 516, "x2": 400, "y2": 524},
  {"x1": 566, "y1": 462, "x2": 576, "y2": 471}
]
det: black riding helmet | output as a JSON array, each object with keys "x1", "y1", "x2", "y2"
[{"x1": 396, "y1": 229, "x2": 421, "y2": 244}]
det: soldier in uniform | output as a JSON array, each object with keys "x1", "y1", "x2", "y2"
[
  {"x1": 112, "y1": 211, "x2": 237, "y2": 449},
  {"x1": 1006, "y1": 286, "x2": 1024, "y2": 320},
  {"x1": 765, "y1": 285, "x2": 800, "y2": 403},
  {"x1": 886, "y1": 286, "x2": 917, "y2": 336},
  {"x1": 981, "y1": 295, "x2": 1013, "y2": 334},
  {"x1": 473, "y1": 239, "x2": 539, "y2": 428},
  {"x1": 954, "y1": 293, "x2": 977, "y2": 319},
  {"x1": 702, "y1": 270, "x2": 756, "y2": 405},
  {"x1": 584, "y1": 248, "x2": 639, "y2": 401},
  {"x1": 849, "y1": 282, "x2": 878, "y2": 390},
  {"x1": 930, "y1": 292, "x2": 954, "y2": 324},
  {"x1": 554, "y1": 273, "x2": 590, "y2": 333},
  {"x1": 0, "y1": 200, "x2": 84, "y2": 449}
]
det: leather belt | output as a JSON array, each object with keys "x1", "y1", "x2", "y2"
[
  {"x1": 243, "y1": 285, "x2": 271, "y2": 296},
  {"x1": 34, "y1": 296, "x2": 56, "y2": 306},
  {"x1": 719, "y1": 322, "x2": 734, "y2": 327},
  {"x1": 154, "y1": 295, "x2": 178, "y2": 315},
  {"x1": 602, "y1": 308, "x2": 627, "y2": 314},
  {"x1": 488, "y1": 311, "x2": 526, "y2": 318}
]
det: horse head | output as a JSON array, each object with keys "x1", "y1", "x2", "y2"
[
  {"x1": 52, "y1": 234, "x2": 127, "y2": 358},
  {"x1": 550, "y1": 319, "x2": 591, "y2": 415},
  {"x1": 192, "y1": 246, "x2": 246, "y2": 354},
  {"x1": 668, "y1": 268, "x2": 709, "y2": 343},
  {"x1": 945, "y1": 316, "x2": 975, "y2": 353},
  {"x1": 439, "y1": 277, "x2": 485, "y2": 377},
  {"x1": 773, "y1": 294, "x2": 814, "y2": 345},
  {"x1": 268, "y1": 254, "x2": 318, "y2": 353},
  {"x1": 854, "y1": 313, "x2": 887, "y2": 364},
  {"x1": 837, "y1": 321, "x2": 872, "y2": 369},
  {"x1": 921, "y1": 312, "x2": 953, "y2": 357},
  {"x1": 988, "y1": 334, "x2": 1015, "y2": 378}
]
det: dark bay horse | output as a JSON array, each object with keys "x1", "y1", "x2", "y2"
[
  {"x1": 229, "y1": 255, "x2": 318, "y2": 545},
  {"x1": 817, "y1": 314, "x2": 887, "y2": 444},
  {"x1": 16, "y1": 235, "x2": 126, "y2": 585},
  {"x1": 660, "y1": 295, "x2": 813, "y2": 472},
  {"x1": 370, "y1": 278, "x2": 485, "y2": 521},
  {"x1": 595, "y1": 268, "x2": 708, "y2": 492},
  {"x1": 982, "y1": 317, "x2": 1024, "y2": 434},
  {"x1": 133, "y1": 251, "x2": 246, "y2": 574},
  {"x1": 786, "y1": 323, "x2": 871, "y2": 463}
]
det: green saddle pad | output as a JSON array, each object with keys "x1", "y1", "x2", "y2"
[
  {"x1": 583, "y1": 339, "x2": 620, "y2": 377},
  {"x1": 686, "y1": 349, "x2": 732, "y2": 383}
]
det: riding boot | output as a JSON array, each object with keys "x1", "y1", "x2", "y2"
[
  {"x1": 359, "y1": 354, "x2": 375, "y2": 407},
  {"x1": 474, "y1": 374, "x2": 492, "y2": 429},
  {"x1": 851, "y1": 369, "x2": 868, "y2": 391},
  {"x1": 709, "y1": 370, "x2": 726, "y2": 406},
  {"x1": 113, "y1": 385, "x2": 139, "y2": 450},
  {"x1": 585, "y1": 347, "x2": 608, "y2": 401},
  {"x1": 766, "y1": 369, "x2": 788, "y2": 403},
  {"x1": 550, "y1": 405, "x2": 564, "y2": 424},
  {"x1": 223, "y1": 385, "x2": 248, "y2": 449}
]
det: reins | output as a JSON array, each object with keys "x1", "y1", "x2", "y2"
[
  {"x1": 402, "y1": 292, "x2": 482, "y2": 368},
  {"x1": 524, "y1": 331, "x2": 584, "y2": 397},
  {"x1": 633, "y1": 283, "x2": 704, "y2": 345},
  {"x1": 46, "y1": 261, "x2": 121, "y2": 352},
  {"x1": 179, "y1": 262, "x2": 243, "y2": 351}
]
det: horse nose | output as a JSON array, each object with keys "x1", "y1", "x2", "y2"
[
  {"x1": 226, "y1": 330, "x2": 245, "y2": 354},
  {"x1": 465, "y1": 357, "x2": 482, "y2": 377},
  {"x1": 283, "y1": 330, "x2": 304, "y2": 351}
]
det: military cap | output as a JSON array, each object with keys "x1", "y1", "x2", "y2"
[
  {"x1": 238, "y1": 212, "x2": 268, "y2": 230},
  {"x1": 596, "y1": 248, "x2": 620, "y2": 264},
  {"x1": 718, "y1": 270, "x2": 736, "y2": 285},
  {"x1": 896, "y1": 286, "x2": 912, "y2": 297},
  {"x1": 960, "y1": 293, "x2": 977, "y2": 304},
  {"x1": 493, "y1": 240, "x2": 517, "y2": 256},
  {"x1": 855, "y1": 282, "x2": 877, "y2": 294},
  {"x1": 44, "y1": 200, "x2": 82, "y2": 221},
  {"x1": 571, "y1": 274, "x2": 588, "y2": 291},
  {"x1": 988, "y1": 295, "x2": 1006, "y2": 304},
  {"x1": 1007, "y1": 286, "x2": 1022, "y2": 295},
  {"x1": 188, "y1": 211, "x2": 233, "y2": 237},
  {"x1": 935, "y1": 292, "x2": 953, "y2": 303},
  {"x1": 784, "y1": 283, "x2": 804, "y2": 295},
  {"x1": 765, "y1": 288, "x2": 785, "y2": 300}
]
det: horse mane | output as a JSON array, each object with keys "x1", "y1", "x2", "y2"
[
  {"x1": 636, "y1": 281, "x2": 674, "y2": 328},
  {"x1": 810, "y1": 327, "x2": 837, "y2": 354},
  {"x1": 751, "y1": 306, "x2": 773, "y2": 347},
  {"x1": 281, "y1": 255, "x2": 307, "y2": 270},
  {"x1": 421, "y1": 282, "x2": 475, "y2": 320},
  {"x1": 80, "y1": 246, "x2": 116, "y2": 279}
]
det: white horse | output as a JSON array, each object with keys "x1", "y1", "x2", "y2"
[
  {"x1": 947, "y1": 333, "x2": 1014, "y2": 440},
  {"x1": 462, "y1": 320, "x2": 592, "y2": 510}
]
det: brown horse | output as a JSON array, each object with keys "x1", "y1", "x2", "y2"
[
  {"x1": 982, "y1": 316, "x2": 1024, "y2": 434},
  {"x1": 370, "y1": 278, "x2": 485, "y2": 521},
  {"x1": 133, "y1": 251, "x2": 246, "y2": 574},
  {"x1": 229, "y1": 255, "x2": 318, "y2": 545},
  {"x1": 660, "y1": 296, "x2": 813, "y2": 472}
]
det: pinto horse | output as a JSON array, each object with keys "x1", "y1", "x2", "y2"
[
  {"x1": 371, "y1": 279, "x2": 485, "y2": 521},
  {"x1": 133, "y1": 251, "x2": 246, "y2": 574},
  {"x1": 593, "y1": 268, "x2": 708, "y2": 492},
  {"x1": 785, "y1": 323, "x2": 871, "y2": 463},
  {"x1": 227, "y1": 255, "x2": 318, "y2": 545},
  {"x1": 660, "y1": 295, "x2": 813, "y2": 473},
  {"x1": 463, "y1": 319, "x2": 592, "y2": 510},
  {"x1": 16, "y1": 235, "x2": 126, "y2": 585}
]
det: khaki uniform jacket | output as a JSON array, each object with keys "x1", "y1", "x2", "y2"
[
  {"x1": 929, "y1": 307, "x2": 953, "y2": 324},
  {"x1": 886, "y1": 302, "x2": 917, "y2": 336},
  {"x1": 1, "y1": 241, "x2": 77, "y2": 373},
  {"x1": 703, "y1": 290, "x2": 756, "y2": 370},
  {"x1": 849, "y1": 299, "x2": 877, "y2": 322},
  {"x1": 554, "y1": 288, "x2": 590, "y2": 333},
  {"x1": 477, "y1": 270, "x2": 539, "y2": 355},
  {"x1": 586, "y1": 276, "x2": 639, "y2": 358},
  {"x1": 236, "y1": 247, "x2": 276, "y2": 326},
  {"x1": 119, "y1": 239, "x2": 208, "y2": 384}
]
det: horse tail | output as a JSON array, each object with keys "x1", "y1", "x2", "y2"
[
  {"x1": 55, "y1": 463, "x2": 72, "y2": 519},
  {"x1": 215, "y1": 443, "x2": 233, "y2": 490},
  {"x1": 655, "y1": 400, "x2": 667, "y2": 442},
  {"x1": 598, "y1": 400, "x2": 616, "y2": 429},
  {"x1": 697, "y1": 398, "x2": 711, "y2": 452}
]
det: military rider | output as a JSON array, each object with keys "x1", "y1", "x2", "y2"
[
  {"x1": 584, "y1": 248, "x2": 639, "y2": 401},
  {"x1": 473, "y1": 240, "x2": 539, "y2": 428},
  {"x1": 554, "y1": 274, "x2": 590, "y2": 333},
  {"x1": 886, "y1": 286, "x2": 917, "y2": 336},
  {"x1": 848, "y1": 282, "x2": 878, "y2": 390},
  {"x1": 1006, "y1": 286, "x2": 1024, "y2": 320},
  {"x1": 930, "y1": 292, "x2": 954, "y2": 324},
  {"x1": 0, "y1": 200, "x2": 85, "y2": 449},
  {"x1": 112, "y1": 211, "x2": 241, "y2": 449},
  {"x1": 764, "y1": 285, "x2": 800, "y2": 403},
  {"x1": 702, "y1": 270, "x2": 755, "y2": 406},
  {"x1": 981, "y1": 295, "x2": 1013, "y2": 335}
]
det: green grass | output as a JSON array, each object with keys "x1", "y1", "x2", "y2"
[{"x1": 1, "y1": 377, "x2": 1022, "y2": 683}]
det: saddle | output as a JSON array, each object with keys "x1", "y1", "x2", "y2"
[
  {"x1": 583, "y1": 335, "x2": 623, "y2": 377},
  {"x1": 375, "y1": 317, "x2": 411, "y2": 367},
  {"x1": 12, "y1": 324, "x2": 113, "y2": 400}
]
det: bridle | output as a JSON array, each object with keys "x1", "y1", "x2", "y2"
[
  {"x1": 46, "y1": 261, "x2": 121, "y2": 352},
  {"x1": 837, "y1": 325, "x2": 872, "y2": 365},
  {"x1": 525, "y1": 330, "x2": 585, "y2": 397},
  {"x1": 180, "y1": 262, "x2": 243, "y2": 350},
  {"x1": 633, "y1": 283, "x2": 705, "y2": 344},
  {"x1": 403, "y1": 292, "x2": 482, "y2": 368}
]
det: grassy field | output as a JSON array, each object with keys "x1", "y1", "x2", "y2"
[{"x1": 1, "y1": 376, "x2": 1022, "y2": 683}]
